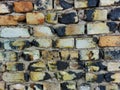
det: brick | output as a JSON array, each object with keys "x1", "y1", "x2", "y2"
[
  {"x1": 28, "y1": 61, "x2": 46, "y2": 71},
  {"x1": 76, "y1": 38, "x2": 97, "y2": 49},
  {"x1": 0, "y1": 53, "x2": 4, "y2": 61},
  {"x1": 1, "y1": 27, "x2": 30, "y2": 38},
  {"x1": 56, "y1": 38, "x2": 74, "y2": 48},
  {"x1": 100, "y1": 0, "x2": 120, "y2": 6},
  {"x1": 4, "y1": 51, "x2": 18, "y2": 61},
  {"x1": 86, "y1": 73, "x2": 104, "y2": 83},
  {"x1": 33, "y1": 26, "x2": 54, "y2": 37},
  {"x1": 44, "y1": 82, "x2": 60, "y2": 90},
  {"x1": 32, "y1": 39, "x2": 52, "y2": 48},
  {"x1": 58, "y1": 10, "x2": 79, "y2": 24},
  {"x1": 34, "y1": 0, "x2": 53, "y2": 10},
  {"x1": 65, "y1": 24, "x2": 85, "y2": 35},
  {"x1": 54, "y1": 24, "x2": 84, "y2": 36},
  {"x1": 85, "y1": 61, "x2": 107, "y2": 72},
  {"x1": 48, "y1": 61, "x2": 69, "y2": 71},
  {"x1": 9, "y1": 84, "x2": 26, "y2": 90},
  {"x1": 42, "y1": 50, "x2": 60, "y2": 61},
  {"x1": 70, "y1": 61, "x2": 81, "y2": 70},
  {"x1": 61, "y1": 82, "x2": 76, "y2": 90},
  {"x1": 87, "y1": 22, "x2": 109, "y2": 34},
  {"x1": 107, "y1": 22, "x2": 118, "y2": 32},
  {"x1": 4, "y1": 40, "x2": 31, "y2": 50},
  {"x1": 54, "y1": 0, "x2": 74, "y2": 10},
  {"x1": 55, "y1": 71, "x2": 83, "y2": 81},
  {"x1": 88, "y1": 0, "x2": 99, "y2": 7},
  {"x1": 0, "y1": 15, "x2": 25, "y2": 26},
  {"x1": 30, "y1": 72, "x2": 51, "y2": 81},
  {"x1": 45, "y1": 12, "x2": 58, "y2": 24},
  {"x1": 105, "y1": 72, "x2": 120, "y2": 83},
  {"x1": 104, "y1": 49, "x2": 120, "y2": 60},
  {"x1": 0, "y1": 3, "x2": 12, "y2": 14},
  {"x1": 60, "y1": 50, "x2": 78, "y2": 60},
  {"x1": 99, "y1": 36, "x2": 120, "y2": 47},
  {"x1": 79, "y1": 49, "x2": 99, "y2": 60},
  {"x1": 28, "y1": 84, "x2": 43, "y2": 90},
  {"x1": 22, "y1": 50, "x2": 40, "y2": 61},
  {"x1": 6, "y1": 62, "x2": 24, "y2": 71},
  {"x1": 96, "y1": 84, "x2": 119, "y2": 90},
  {"x1": 85, "y1": 9, "x2": 107, "y2": 21},
  {"x1": 75, "y1": 0, "x2": 87, "y2": 8},
  {"x1": 79, "y1": 84, "x2": 91, "y2": 90},
  {"x1": 26, "y1": 12, "x2": 45, "y2": 25},
  {"x1": 108, "y1": 8, "x2": 120, "y2": 21},
  {"x1": 14, "y1": 1, "x2": 33, "y2": 13},
  {"x1": 0, "y1": 81, "x2": 5, "y2": 90},
  {"x1": 0, "y1": 63, "x2": 5, "y2": 72},
  {"x1": 2, "y1": 72, "x2": 26, "y2": 82},
  {"x1": 0, "y1": 42, "x2": 4, "y2": 50},
  {"x1": 107, "y1": 62, "x2": 120, "y2": 71}
]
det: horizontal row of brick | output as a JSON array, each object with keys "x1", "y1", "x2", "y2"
[
  {"x1": 0, "y1": 9, "x2": 120, "y2": 25},
  {"x1": 0, "y1": 0, "x2": 120, "y2": 12},
  {"x1": 0, "y1": 36, "x2": 119, "y2": 49},
  {"x1": 0, "y1": 81, "x2": 119, "y2": 90},
  {"x1": 0, "y1": 60, "x2": 119, "y2": 72},
  {"x1": 0, "y1": 71, "x2": 120, "y2": 83},
  {"x1": 0, "y1": 49, "x2": 120, "y2": 61},
  {"x1": 0, "y1": 22, "x2": 119, "y2": 38}
]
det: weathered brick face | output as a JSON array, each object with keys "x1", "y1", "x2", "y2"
[{"x1": 0, "y1": 0, "x2": 120, "y2": 90}]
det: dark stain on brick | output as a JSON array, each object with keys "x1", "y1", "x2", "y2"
[
  {"x1": 98, "y1": 85, "x2": 106, "y2": 90},
  {"x1": 68, "y1": 71, "x2": 83, "y2": 80},
  {"x1": 85, "y1": 9, "x2": 94, "y2": 21},
  {"x1": 104, "y1": 72, "x2": 114, "y2": 82},
  {"x1": 99, "y1": 49, "x2": 104, "y2": 59},
  {"x1": 44, "y1": 72, "x2": 51, "y2": 80},
  {"x1": 54, "y1": 26, "x2": 66, "y2": 37},
  {"x1": 30, "y1": 84, "x2": 43, "y2": 90},
  {"x1": 24, "y1": 40, "x2": 31, "y2": 48},
  {"x1": 28, "y1": 62, "x2": 45, "y2": 71},
  {"x1": 108, "y1": 8, "x2": 120, "y2": 20},
  {"x1": 15, "y1": 63, "x2": 24, "y2": 71},
  {"x1": 22, "y1": 53, "x2": 33, "y2": 61},
  {"x1": 24, "y1": 73, "x2": 29, "y2": 82},
  {"x1": 31, "y1": 39, "x2": 39, "y2": 47},
  {"x1": 10, "y1": 40, "x2": 31, "y2": 50},
  {"x1": 93, "y1": 37, "x2": 99, "y2": 44},
  {"x1": 104, "y1": 50, "x2": 120, "y2": 60},
  {"x1": 107, "y1": 22, "x2": 118, "y2": 32},
  {"x1": 0, "y1": 42, "x2": 3, "y2": 49},
  {"x1": 96, "y1": 74, "x2": 104, "y2": 83},
  {"x1": 88, "y1": 0, "x2": 99, "y2": 7},
  {"x1": 58, "y1": 12, "x2": 78, "y2": 24},
  {"x1": 59, "y1": 0, "x2": 73, "y2": 9},
  {"x1": 78, "y1": 60, "x2": 85, "y2": 69},
  {"x1": 61, "y1": 82, "x2": 70, "y2": 90},
  {"x1": 56, "y1": 61, "x2": 69, "y2": 70}
]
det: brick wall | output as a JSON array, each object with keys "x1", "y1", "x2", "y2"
[{"x1": 0, "y1": 0, "x2": 120, "y2": 90}]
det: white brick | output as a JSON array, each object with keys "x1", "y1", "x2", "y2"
[
  {"x1": 76, "y1": 38, "x2": 97, "y2": 48},
  {"x1": 1, "y1": 28, "x2": 30, "y2": 38}
]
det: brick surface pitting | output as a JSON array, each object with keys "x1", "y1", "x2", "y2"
[{"x1": 0, "y1": 0, "x2": 120, "y2": 90}]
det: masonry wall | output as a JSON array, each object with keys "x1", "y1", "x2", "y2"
[{"x1": 0, "y1": 0, "x2": 120, "y2": 90}]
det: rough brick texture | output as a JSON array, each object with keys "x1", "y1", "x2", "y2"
[{"x1": 0, "y1": 0, "x2": 120, "y2": 90}]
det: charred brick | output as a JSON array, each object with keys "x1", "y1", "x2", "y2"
[
  {"x1": 54, "y1": 26, "x2": 66, "y2": 37},
  {"x1": 85, "y1": 9, "x2": 94, "y2": 21},
  {"x1": 59, "y1": 0, "x2": 73, "y2": 9},
  {"x1": 108, "y1": 8, "x2": 120, "y2": 21},
  {"x1": 15, "y1": 63, "x2": 24, "y2": 71},
  {"x1": 44, "y1": 72, "x2": 51, "y2": 80},
  {"x1": 24, "y1": 73, "x2": 29, "y2": 82},
  {"x1": 104, "y1": 72, "x2": 114, "y2": 82},
  {"x1": 56, "y1": 61, "x2": 69, "y2": 70},
  {"x1": 31, "y1": 39, "x2": 39, "y2": 47},
  {"x1": 58, "y1": 12, "x2": 78, "y2": 24},
  {"x1": 107, "y1": 22, "x2": 118, "y2": 32},
  {"x1": 88, "y1": 0, "x2": 99, "y2": 7}
]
